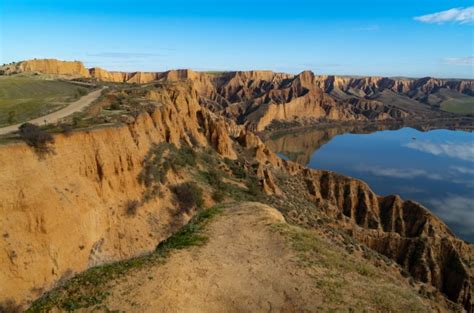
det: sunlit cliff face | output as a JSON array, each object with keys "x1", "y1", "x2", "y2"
[{"x1": 267, "y1": 127, "x2": 474, "y2": 242}]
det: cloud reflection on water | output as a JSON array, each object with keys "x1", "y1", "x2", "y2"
[
  {"x1": 427, "y1": 195, "x2": 474, "y2": 238},
  {"x1": 355, "y1": 165, "x2": 443, "y2": 180},
  {"x1": 404, "y1": 140, "x2": 474, "y2": 162}
]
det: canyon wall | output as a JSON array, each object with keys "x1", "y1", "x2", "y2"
[
  {"x1": 2, "y1": 59, "x2": 472, "y2": 132},
  {"x1": 0, "y1": 60, "x2": 472, "y2": 310},
  {"x1": 0, "y1": 83, "x2": 237, "y2": 307}
]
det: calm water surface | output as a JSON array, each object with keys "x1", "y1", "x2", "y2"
[{"x1": 270, "y1": 127, "x2": 474, "y2": 242}]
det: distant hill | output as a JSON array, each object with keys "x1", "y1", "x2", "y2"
[{"x1": 2, "y1": 58, "x2": 473, "y2": 130}]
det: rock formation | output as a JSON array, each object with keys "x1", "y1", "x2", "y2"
[
  {"x1": 0, "y1": 60, "x2": 472, "y2": 311},
  {"x1": 0, "y1": 59, "x2": 90, "y2": 77},
  {"x1": 1, "y1": 59, "x2": 472, "y2": 132}
]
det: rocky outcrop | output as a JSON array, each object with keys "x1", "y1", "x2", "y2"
[
  {"x1": 0, "y1": 59, "x2": 90, "y2": 77},
  {"x1": 299, "y1": 169, "x2": 473, "y2": 310},
  {"x1": 313, "y1": 75, "x2": 474, "y2": 98}
]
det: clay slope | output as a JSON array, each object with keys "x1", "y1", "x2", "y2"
[{"x1": 0, "y1": 82, "x2": 237, "y2": 308}]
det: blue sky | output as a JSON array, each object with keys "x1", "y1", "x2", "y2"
[{"x1": 1, "y1": 0, "x2": 473, "y2": 78}]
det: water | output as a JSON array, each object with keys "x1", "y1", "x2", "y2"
[{"x1": 267, "y1": 126, "x2": 474, "y2": 243}]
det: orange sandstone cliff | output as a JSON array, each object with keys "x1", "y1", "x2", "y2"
[{"x1": 0, "y1": 81, "x2": 472, "y2": 311}]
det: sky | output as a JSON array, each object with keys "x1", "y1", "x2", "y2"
[{"x1": 1, "y1": 0, "x2": 473, "y2": 78}]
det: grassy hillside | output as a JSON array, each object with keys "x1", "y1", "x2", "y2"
[
  {"x1": 0, "y1": 74, "x2": 90, "y2": 126},
  {"x1": 441, "y1": 97, "x2": 474, "y2": 114}
]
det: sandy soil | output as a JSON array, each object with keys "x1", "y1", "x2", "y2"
[
  {"x1": 96, "y1": 202, "x2": 437, "y2": 313},
  {"x1": 102, "y1": 202, "x2": 323, "y2": 313}
]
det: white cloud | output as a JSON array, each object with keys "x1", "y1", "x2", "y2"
[
  {"x1": 414, "y1": 7, "x2": 474, "y2": 24},
  {"x1": 428, "y1": 195, "x2": 474, "y2": 238},
  {"x1": 355, "y1": 165, "x2": 443, "y2": 180},
  {"x1": 451, "y1": 165, "x2": 474, "y2": 175},
  {"x1": 404, "y1": 141, "x2": 474, "y2": 162},
  {"x1": 442, "y1": 56, "x2": 474, "y2": 66}
]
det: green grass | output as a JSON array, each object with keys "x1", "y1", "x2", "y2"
[
  {"x1": 271, "y1": 223, "x2": 431, "y2": 312},
  {"x1": 0, "y1": 75, "x2": 91, "y2": 126},
  {"x1": 440, "y1": 97, "x2": 474, "y2": 114},
  {"x1": 27, "y1": 205, "x2": 223, "y2": 312}
]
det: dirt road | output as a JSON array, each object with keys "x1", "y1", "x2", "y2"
[{"x1": 0, "y1": 87, "x2": 105, "y2": 135}]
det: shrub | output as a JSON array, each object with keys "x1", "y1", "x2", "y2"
[
  {"x1": 18, "y1": 123, "x2": 54, "y2": 153},
  {"x1": 172, "y1": 182, "x2": 203, "y2": 211},
  {"x1": 201, "y1": 169, "x2": 222, "y2": 188},
  {"x1": 124, "y1": 200, "x2": 140, "y2": 216},
  {"x1": 212, "y1": 189, "x2": 226, "y2": 202},
  {"x1": 76, "y1": 87, "x2": 88, "y2": 98},
  {"x1": 172, "y1": 145, "x2": 197, "y2": 170},
  {"x1": 224, "y1": 158, "x2": 247, "y2": 179},
  {"x1": 109, "y1": 101, "x2": 121, "y2": 110},
  {"x1": 0, "y1": 299, "x2": 22, "y2": 313},
  {"x1": 59, "y1": 123, "x2": 73, "y2": 134},
  {"x1": 72, "y1": 115, "x2": 82, "y2": 126},
  {"x1": 139, "y1": 143, "x2": 197, "y2": 190}
]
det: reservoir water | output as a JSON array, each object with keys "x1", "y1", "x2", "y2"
[{"x1": 266, "y1": 126, "x2": 474, "y2": 243}]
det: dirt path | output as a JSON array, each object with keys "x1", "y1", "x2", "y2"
[
  {"x1": 97, "y1": 202, "x2": 436, "y2": 313},
  {"x1": 0, "y1": 87, "x2": 105, "y2": 135},
  {"x1": 103, "y1": 202, "x2": 321, "y2": 313}
]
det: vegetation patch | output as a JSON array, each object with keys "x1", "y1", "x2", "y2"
[
  {"x1": 440, "y1": 97, "x2": 474, "y2": 114},
  {"x1": 27, "y1": 205, "x2": 223, "y2": 312},
  {"x1": 0, "y1": 75, "x2": 94, "y2": 127},
  {"x1": 139, "y1": 142, "x2": 197, "y2": 202},
  {"x1": 18, "y1": 123, "x2": 54, "y2": 155},
  {"x1": 196, "y1": 155, "x2": 266, "y2": 203},
  {"x1": 172, "y1": 182, "x2": 204, "y2": 212},
  {"x1": 124, "y1": 200, "x2": 140, "y2": 216},
  {"x1": 271, "y1": 223, "x2": 430, "y2": 312}
]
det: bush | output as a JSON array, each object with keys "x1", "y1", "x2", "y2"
[
  {"x1": 18, "y1": 123, "x2": 54, "y2": 153},
  {"x1": 59, "y1": 123, "x2": 73, "y2": 134},
  {"x1": 171, "y1": 145, "x2": 197, "y2": 170},
  {"x1": 0, "y1": 299, "x2": 22, "y2": 313},
  {"x1": 200, "y1": 169, "x2": 222, "y2": 188},
  {"x1": 212, "y1": 189, "x2": 226, "y2": 202},
  {"x1": 139, "y1": 143, "x2": 197, "y2": 191},
  {"x1": 172, "y1": 182, "x2": 203, "y2": 211},
  {"x1": 224, "y1": 158, "x2": 247, "y2": 179},
  {"x1": 124, "y1": 200, "x2": 140, "y2": 216},
  {"x1": 76, "y1": 87, "x2": 88, "y2": 98}
]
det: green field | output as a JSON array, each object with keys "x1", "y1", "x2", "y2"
[
  {"x1": 0, "y1": 75, "x2": 90, "y2": 127},
  {"x1": 440, "y1": 97, "x2": 474, "y2": 114}
]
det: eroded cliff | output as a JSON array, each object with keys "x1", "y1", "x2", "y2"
[
  {"x1": 2, "y1": 59, "x2": 472, "y2": 133},
  {"x1": 0, "y1": 62, "x2": 472, "y2": 311}
]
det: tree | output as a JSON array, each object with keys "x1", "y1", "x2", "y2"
[{"x1": 18, "y1": 123, "x2": 54, "y2": 154}]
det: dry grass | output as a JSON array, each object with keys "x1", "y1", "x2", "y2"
[{"x1": 271, "y1": 223, "x2": 433, "y2": 312}]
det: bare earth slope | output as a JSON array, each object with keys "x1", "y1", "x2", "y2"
[{"x1": 35, "y1": 202, "x2": 450, "y2": 312}]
